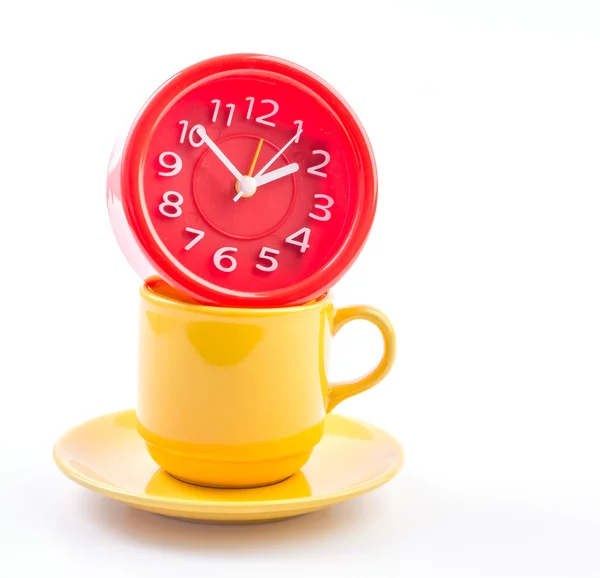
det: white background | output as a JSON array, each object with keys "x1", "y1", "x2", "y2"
[{"x1": 1, "y1": 1, "x2": 599, "y2": 576}]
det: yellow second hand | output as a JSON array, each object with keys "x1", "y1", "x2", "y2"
[{"x1": 247, "y1": 139, "x2": 264, "y2": 177}]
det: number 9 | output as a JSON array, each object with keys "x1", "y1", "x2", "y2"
[{"x1": 158, "y1": 152, "x2": 183, "y2": 177}]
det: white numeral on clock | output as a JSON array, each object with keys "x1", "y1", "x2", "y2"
[
  {"x1": 293, "y1": 120, "x2": 303, "y2": 143},
  {"x1": 211, "y1": 99, "x2": 221, "y2": 123},
  {"x1": 211, "y1": 100, "x2": 236, "y2": 126},
  {"x1": 188, "y1": 125, "x2": 205, "y2": 147},
  {"x1": 309, "y1": 194, "x2": 334, "y2": 221},
  {"x1": 225, "y1": 103, "x2": 235, "y2": 127},
  {"x1": 178, "y1": 120, "x2": 189, "y2": 143},
  {"x1": 214, "y1": 247, "x2": 238, "y2": 272},
  {"x1": 245, "y1": 96, "x2": 255, "y2": 119},
  {"x1": 184, "y1": 228, "x2": 205, "y2": 251},
  {"x1": 159, "y1": 191, "x2": 183, "y2": 218},
  {"x1": 178, "y1": 121, "x2": 205, "y2": 147},
  {"x1": 285, "y1": 227, "x2": 311, "y2": 253},
  {"x1": 307, "y1": 150, "x2": 330, "y2": 177},
  {"x1": 256, "y1": 99, "x2": 279, "y2": 127},
  {"x1": 256, "y1": 247, "x2": 280, "y2": 272},
  {"x1": 158, "y1": 152, "x2": 182, "y2": 177}
]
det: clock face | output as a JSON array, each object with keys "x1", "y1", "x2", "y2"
[{"x1": 113, "y1": 54, "x2": 377, "y2": 306}]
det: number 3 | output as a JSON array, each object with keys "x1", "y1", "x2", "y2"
[{"x1": 309, "y1": 194, "x2": 334, "y2": 221}]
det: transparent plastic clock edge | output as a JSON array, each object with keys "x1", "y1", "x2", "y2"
[{"x1": 106, "y1": 53, "x2": 377, "y2": 306}]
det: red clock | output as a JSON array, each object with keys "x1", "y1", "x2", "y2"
[{"x1": 107, "y1": 53, "x2": 377, "y2": 306}]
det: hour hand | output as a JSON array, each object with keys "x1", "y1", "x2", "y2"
[
  {"x1": 196, "y1": 125, "x2": 244, "y2": 181},
  {"x1": 254, "y1": 163, "x2": 299, "y2": 187}
]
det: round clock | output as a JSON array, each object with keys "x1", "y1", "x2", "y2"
[{"x1": 107, "y1": 53, "x2": 377, "y2": 306}]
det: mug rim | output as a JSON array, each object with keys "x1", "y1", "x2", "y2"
[{"x1": 141, "y1": 276, "x2": 332, "y2": 315}]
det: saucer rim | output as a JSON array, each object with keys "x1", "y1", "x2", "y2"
[{"x1": 53, "y1": 409, "x2": 404, "y2": 515}]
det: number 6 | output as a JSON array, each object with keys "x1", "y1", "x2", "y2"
[{"x1": 214, "y1": 247, "x2": 238, "y2": 272}]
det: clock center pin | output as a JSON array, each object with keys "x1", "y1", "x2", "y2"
[{"x1": 236, "y1": 175, "x2": 258, "y2": 198}]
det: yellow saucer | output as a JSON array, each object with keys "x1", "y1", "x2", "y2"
[{"x1": 53, "y1": 410, "x2": 404, "y2": 523}]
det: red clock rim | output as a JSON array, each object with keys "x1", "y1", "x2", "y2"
[{"x1": 120, "y1": 53, "x2": 377, "y2": 307}]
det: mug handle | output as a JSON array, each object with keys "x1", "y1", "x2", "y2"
[{"x1": 326, "y1": 305, "x2": 396, "y2": 412}]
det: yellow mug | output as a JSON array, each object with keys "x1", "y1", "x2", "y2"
[{"x1": 137, "y1": 277, "x2": 396, "y2": 488}]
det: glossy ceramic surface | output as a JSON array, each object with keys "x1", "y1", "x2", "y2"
[
  {"x1": 53, "y1": 409, "x2": 404, "y2": 523},
  {"x1": 137, "y1": 277, "x2": 396, "y2": 487}
]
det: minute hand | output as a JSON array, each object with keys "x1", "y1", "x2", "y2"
[
  {"x1": 255, "y1": 129, "x2": 303, "y2": 178},
  {"x1": 254, "y1": 163, "x2": 299, "y2": 187},
  {"x1": 196, "y1": 125, "x2": 244, "y2": 181}
]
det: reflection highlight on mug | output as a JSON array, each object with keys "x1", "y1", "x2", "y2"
[{"x1": 136, "y1": 276, "x2": 395, "y2": 489}]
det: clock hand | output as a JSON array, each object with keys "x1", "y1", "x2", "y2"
[
  {"x1": 247, "y1": 139, "x2": 264, "y2": 176},
  {"x1": 196, "y1": 125, "x2": 244, "y2": 181},
  {"x1": 234, "y1": 163, "x2": 299, "y2": 201},
  {"x1": 255, "y1": 128, "x2": 303, "y2": 178},
  {"x1": 254, "y1": 163, "x2": 299, "y2": 187},
  {"x1": 233, "y1": 139, "x2": 264, "y2": 202}
]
